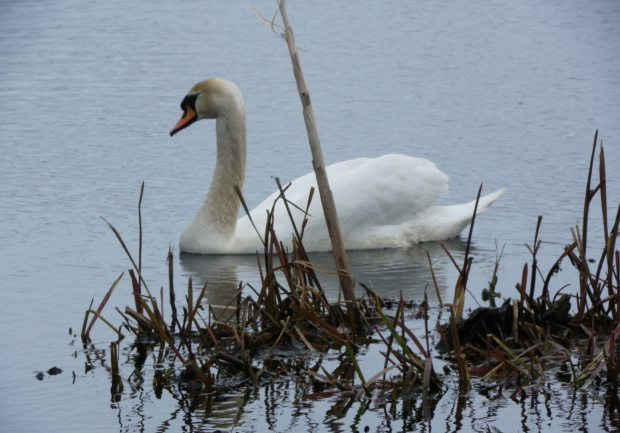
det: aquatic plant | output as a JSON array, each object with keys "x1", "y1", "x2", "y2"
[{"x1": 432, "y1": 131, "x2": 619, "y2": 389}]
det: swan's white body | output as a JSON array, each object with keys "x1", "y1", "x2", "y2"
[{"x1": 171, "y1": 78, "x2": 504, "y2": 255}]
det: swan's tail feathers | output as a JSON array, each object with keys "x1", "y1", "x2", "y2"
[
  {"x1": 413, "y1": 187, "x2": 505, "y2": 242},
  {"x1": 474, "y1": 188, "x2": 506, "y2": 214}
]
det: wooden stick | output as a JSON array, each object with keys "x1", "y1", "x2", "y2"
[{"x1": 277, "y1": 0, "x2": 355, "y2": 305}]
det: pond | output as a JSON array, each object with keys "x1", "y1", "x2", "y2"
[{"x1": 1, "y1": 0, "x2": 620, "y2": 432}]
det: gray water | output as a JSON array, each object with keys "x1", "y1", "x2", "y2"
[{"x1": 1, "y1": 1, "x2": 619, "y2": 432}]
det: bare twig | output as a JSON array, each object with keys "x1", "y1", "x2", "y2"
[{"x1": 277, "y1": 0, "x2": 355, "y2": 306}]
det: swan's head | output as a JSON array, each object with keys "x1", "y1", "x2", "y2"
[{"x1": 170, "y1": 78, "x2": 245, "y2": 137}]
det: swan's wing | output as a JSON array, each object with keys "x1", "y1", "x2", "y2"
[
  {"x1": 327, "y1": 154, "x2": 449, "y2": 230},
  {"x1": 237, "y1": 154, "x2": 448, "y2": 242},
  {"x1": 237, "y1": 158, "x2": 366, "y2": 228},
  {"x1": 233, "y1": 164, "x2": 330, "y2": 248}
]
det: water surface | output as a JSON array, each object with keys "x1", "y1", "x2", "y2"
[{"x1": 1, "y1": 1, "x2": 619, "y2": 431}]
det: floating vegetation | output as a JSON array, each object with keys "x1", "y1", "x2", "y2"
[{"x1": 433, "y1": 131, "x2": 620, "y2": 391}]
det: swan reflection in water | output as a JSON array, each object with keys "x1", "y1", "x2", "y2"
[{"x1": 179, "y1": 238, "x2": 476, "y2": 316}]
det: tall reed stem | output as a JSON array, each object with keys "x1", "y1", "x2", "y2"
[{"x1": 278, "y1": 0, "x2": 355, "y2": 307}]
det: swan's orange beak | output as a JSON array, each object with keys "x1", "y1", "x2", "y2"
[{"x1": 170, "y1": 106, "x2": 197, "y2": 137}]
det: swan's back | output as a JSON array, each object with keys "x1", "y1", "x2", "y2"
[{"x1": 232, "y1": 154, "x2": 481, "y2": 252}]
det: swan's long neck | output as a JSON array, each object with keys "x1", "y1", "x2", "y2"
[{"x1": 200, "y1": 109, "x2": 247, "y2": 238}]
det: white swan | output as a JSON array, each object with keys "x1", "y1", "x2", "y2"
[{"x1": 170, "y1": 78, "x2": 504, "y2": 254}]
